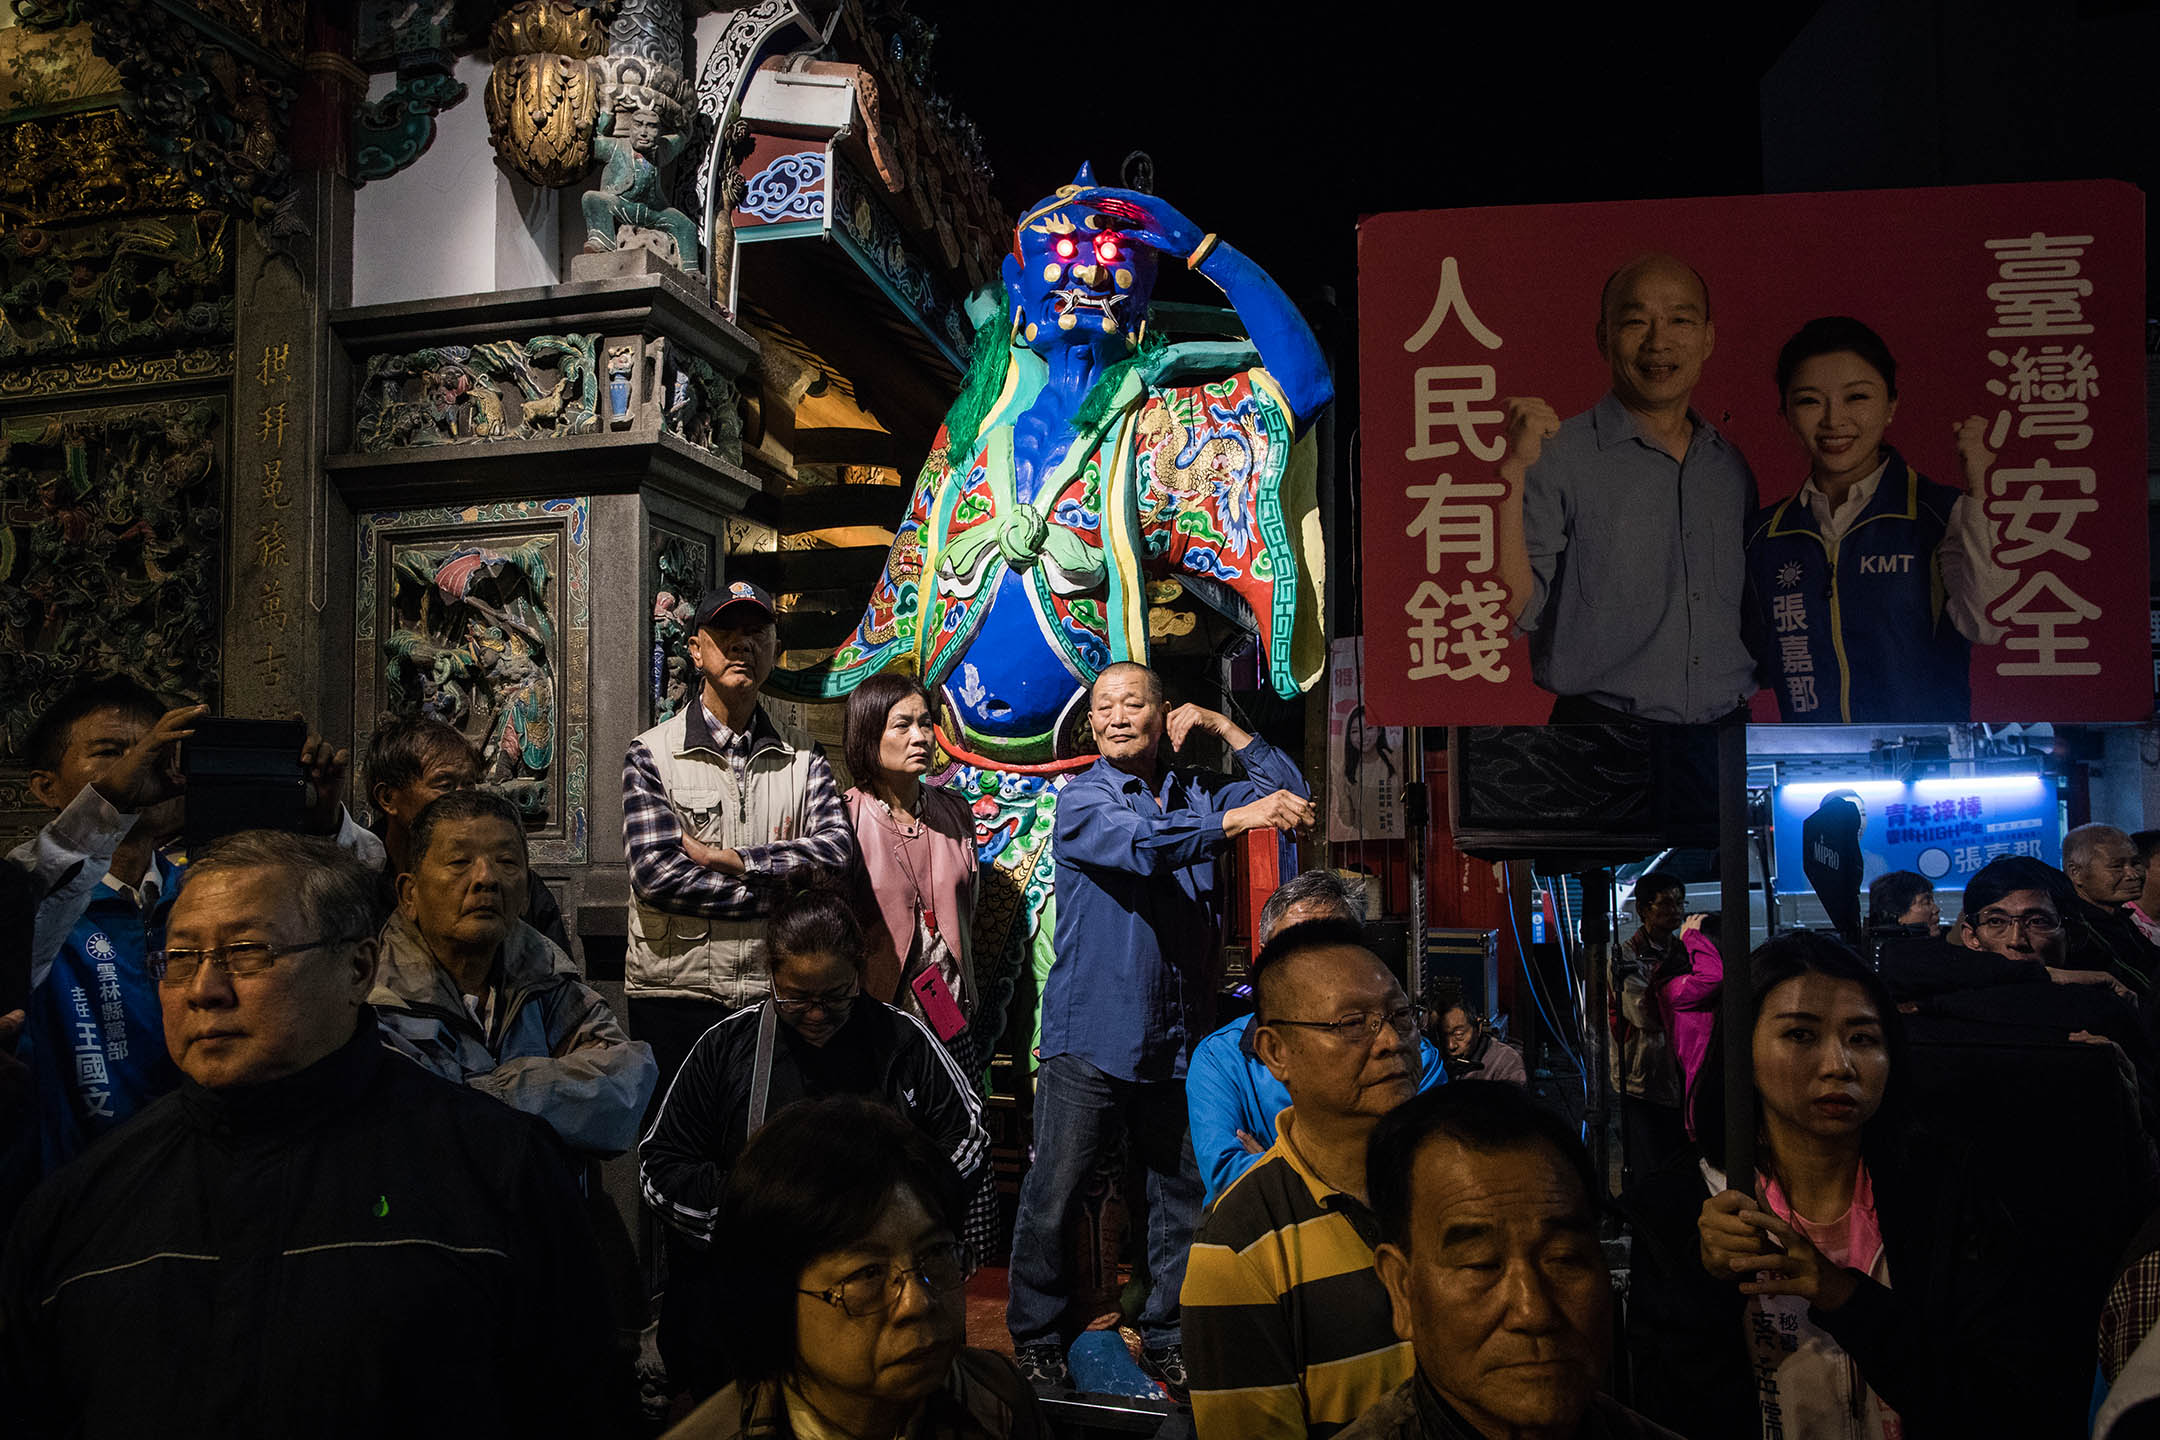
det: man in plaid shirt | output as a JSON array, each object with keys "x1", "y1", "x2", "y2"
[{"x1": 621, "y1": 581, "x2": 854, "y2": 1093}]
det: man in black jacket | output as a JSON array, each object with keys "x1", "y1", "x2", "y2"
[
  {"x1": 1883, "y1": 854, "x2": 2157, "y2": 1142},
  {"x1": 0, "y1": 830, "x2": 623, "y2": 1439}
]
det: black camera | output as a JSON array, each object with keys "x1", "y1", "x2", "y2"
[{"x1": 180, "y1": 717, "x2": 310, "y2": 854}]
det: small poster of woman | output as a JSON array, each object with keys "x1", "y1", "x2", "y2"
[{"x1": 1329, "y1": 638, "x2": 1405, "y2": 842}]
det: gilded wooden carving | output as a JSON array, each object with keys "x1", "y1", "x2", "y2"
[
  {"x1": 488, "y1": 0, "x2": 607, "y2": 61},
  {"x1": 0, "y1": 109, "x2": 205, "y2": 229},
  {"x1": 17, "y1": 0, "x2": 301, "y2": 219},
  {"x1": 0, "y1": 349, "x2": 235, "y2": 401},
  {"x1": 484, "y1": 0, "x2": 606, "y2": 187}
]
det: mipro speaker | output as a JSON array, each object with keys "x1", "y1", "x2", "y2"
[{"x1": 1447, "y1": 724, "x2": 1719, "y2": 862}]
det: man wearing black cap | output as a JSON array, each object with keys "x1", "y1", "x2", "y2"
[{"x1": 621, "y1": 580, "x2": 855, "y2": 1093}]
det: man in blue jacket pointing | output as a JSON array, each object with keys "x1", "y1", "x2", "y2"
[{"x1": 1007, "y1": 661, "x2": 1312, "y2": 1397}]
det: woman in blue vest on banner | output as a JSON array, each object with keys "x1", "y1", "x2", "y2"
[{"x1": 1744, "y1": 317, "x2": 2010, "y2": 722}]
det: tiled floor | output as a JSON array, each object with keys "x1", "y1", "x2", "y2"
[
  {"x1": 965, "y1": 1265, "x2": 1015, "y2": 1355},
  {"x1": 965, "y1": 1267, "x2": 1156, "y2": 1376}
]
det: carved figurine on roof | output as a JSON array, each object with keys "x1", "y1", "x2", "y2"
[
  {"x1": 772, "y1": 164, "x2": 1333, "y2": 1016},
  {"x1": 582, "y1": 78, "x2": 700, "y2": 270}
]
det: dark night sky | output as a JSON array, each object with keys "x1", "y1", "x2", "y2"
[{"x1": 930, "y1": 5, "x2": 1825, "y2": 309}]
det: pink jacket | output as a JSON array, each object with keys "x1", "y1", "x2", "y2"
[
  {"x1": 1658, "y1": 929, "x2": 1724, "y2": 1134},
  {"x1": 845, "y1": 785, "x2": 978, "y2": 1008}
]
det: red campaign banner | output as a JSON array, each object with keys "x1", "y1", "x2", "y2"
[{"x1": 1357, "y1": 181, "x2": 2147, "y2": 726}]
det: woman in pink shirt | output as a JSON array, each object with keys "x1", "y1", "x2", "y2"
[
  {"x1": 1625, "y1": 931, "x2": 2092, "y2": 1438},
  {"x1": 841, "y1": 674, "x2": 978, "y2": 1057}
]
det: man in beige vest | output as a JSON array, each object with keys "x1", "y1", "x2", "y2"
[{"x1": 621, "y1": 580, "x2": 854, "y2": 1095}]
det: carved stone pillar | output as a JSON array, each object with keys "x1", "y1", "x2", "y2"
[
  {"x1": 224, "y1": 216, "x2": 334, "y2": 720},
  {"x1": 222, "y1": 13, "x2": 360, "y2": 728}
]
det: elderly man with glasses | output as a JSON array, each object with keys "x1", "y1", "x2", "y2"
[
  {"x1": 0, "y1": 831, "x2": 622, "y2": 1436},
  {"x1": 2062, "y1": 825, "x2": 2160, "y2": 996},
  {"x1": 1188, "y1": 871, "x2": 1450, "y2": 1210},
  {"x1": 1183, "y1": 918, "x2": 1426, "y2": 1439}
]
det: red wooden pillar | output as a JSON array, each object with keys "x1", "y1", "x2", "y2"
[{"x1": 1231, "y1": 829, "x2": 1291, "y2": 962}]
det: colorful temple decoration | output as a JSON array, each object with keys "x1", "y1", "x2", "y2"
[{"x1": 774, "y1": 166, "x2": 1334, "y2": 1043}]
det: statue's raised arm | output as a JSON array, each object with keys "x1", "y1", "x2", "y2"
[{"x1": 1078, "y1": 186, "x2": 1333, "y2": 432}]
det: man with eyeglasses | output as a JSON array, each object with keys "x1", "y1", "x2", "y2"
[
  {"x1": 1189, "y1": 871, "x2": 1450, "y2": 1210},
  {"x1": 1961, "y1": 874, "x2": 2069, "y2": 965},
  {"x1": 2063, "y1": 824, "x2": 2160, "y2": 996},
  {"x1": 1885, "y1": 860, "x2": 2105, "y2": 998},
  {"x1": 1425, "y1": 976, "x2": 1527, "y2": 1087},
  {"x1": 1872, "y1": 857, "x2": 2153, "y2": 1137},
  {"x1": 1945, "y1": 855, "x2": 2133, "y2": 998},
  {"x1": 6, "y1": 676, "x2": 384, "y2": 1200},
  {"x1": 1183, "y1": 918, "x2": 1425, "y2": 1438},
  {"x1": 0, "y1": 830, "x2": 622, "y2": 1435}
]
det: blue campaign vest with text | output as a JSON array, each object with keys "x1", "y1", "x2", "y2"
[
  {"x1": 17, "y1": 857, "x2": 183, "y2": 1179},
  {"x1": 1745, "y1": 452, "x2": 1971, "y2": 722}
]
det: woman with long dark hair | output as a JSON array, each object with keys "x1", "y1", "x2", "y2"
[
  {"x1": 1623, "y1": 931, "x2": 2089, "y2": 1438},
  {"x1": 1742, "y1": 316, "x2": 2008, "y2": 722}
]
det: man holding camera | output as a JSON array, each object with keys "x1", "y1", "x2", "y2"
[{"x1": 5, "y1": 676, "x2": 379, "y2": 1188}]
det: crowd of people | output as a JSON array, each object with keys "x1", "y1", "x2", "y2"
[{"x1": 5, "y1": 577, "x2": 2160, "y2": 1439}]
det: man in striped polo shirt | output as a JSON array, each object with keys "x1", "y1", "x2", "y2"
[{"x1": 1182, "y1": 917, "x2": 1422, "y2": 1438}]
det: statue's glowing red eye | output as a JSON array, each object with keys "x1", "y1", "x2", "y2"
[
  {"x1": 1096, "y1": 238, "x2": 1120, "y2": 263},
  {"x1": 1055, "y1": 237, "x2": 1077, "y2": 259}
]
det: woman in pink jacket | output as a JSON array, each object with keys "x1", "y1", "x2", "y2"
[
  {"x1": 1658, "y1": 912, "x2": 1725, "y2": 1138},
  {"x1": 841, "y1": 673, "x2": 978, "y2": 1063}
]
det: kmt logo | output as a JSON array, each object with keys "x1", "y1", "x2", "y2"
[{"x1": 1858, "y1": 554, "x2": 1915, "y2": 575}]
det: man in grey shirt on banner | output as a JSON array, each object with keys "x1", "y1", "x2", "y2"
[{"x1": 1493, "y1": 253, "x2": 1758, "y2": 725}]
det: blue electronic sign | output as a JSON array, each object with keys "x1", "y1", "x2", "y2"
[{"x1": 1771, "y1": 774, "x2": 2060, "y2": 900}]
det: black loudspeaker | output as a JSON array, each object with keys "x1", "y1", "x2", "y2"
[{"x1": 1447, "y1": 725, "x2": 1719, "y2": 862}]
